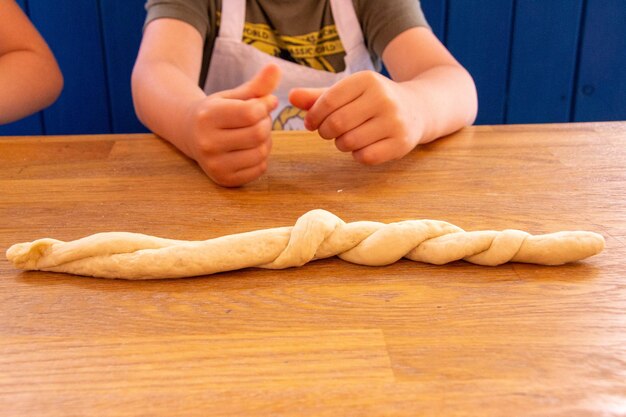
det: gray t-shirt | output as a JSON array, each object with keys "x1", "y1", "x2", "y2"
[{"x1": 145, "y1": 0, "x2": 430, "y2": 85}]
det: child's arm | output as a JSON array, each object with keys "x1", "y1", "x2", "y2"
[
  {"x1": 132, "y1": 18, "x2": 280, "y2": 187},
  {"x1": 290, "y1": 27, "x2": 478, "y2": 165},
  {"x1": 0, "y1": 0, "x2": 63, "y2": 124}
]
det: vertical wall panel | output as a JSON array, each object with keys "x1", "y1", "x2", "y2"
[
  {"x1": 0, "y1": 114, "x2": 43, "y2": 136},
  {"x1": 574, "y1": 0, "x2": 626, "y2": 122},
  {"x1": 99, "y1": 0, "x2": 148, "y2": 133},
  {"x1": 446, "y1": 0, "x2": 515, "y2": 124},
  {"x1": 0, "y1": 0, "x2": 44, "y2": 135},
  {"x1": 506, "y1": 1, "x2": 583, "y2": 124},
  {"x1": 420, "y1": 0, "x2": 447, "y2": 41},
  {"x1": 4, "y1": 2, "x2": 625, "y2": 134},
  {"x1": 28, "y1": 0, "x2": 111, "y2": 134}
]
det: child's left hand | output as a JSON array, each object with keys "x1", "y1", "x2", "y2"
[{"x1": 289, "y1": 71, "x2": 425, "y2": 165}]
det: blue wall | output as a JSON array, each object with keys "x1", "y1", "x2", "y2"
[{"x1": 1, "y1": 0, "x2": 625, "y2": 135}]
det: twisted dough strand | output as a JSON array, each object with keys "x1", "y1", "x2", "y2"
[{"x1": 5, "y1": 209, "x2": 604, "y2": 279}]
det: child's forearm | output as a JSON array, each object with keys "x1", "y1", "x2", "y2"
[
  {"x1": 398, "y1": 64, "x2": 477, "y2": 144},
  {"x1": 132, "y1": 59, "x2": 206, "y2": 157},
  {"x1": 0, "y1": 49, "x2": 62, "y2": 124}
]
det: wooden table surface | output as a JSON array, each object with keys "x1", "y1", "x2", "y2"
[{"x1": 1, "y1": 123, "x2": 625, "y2": 416}]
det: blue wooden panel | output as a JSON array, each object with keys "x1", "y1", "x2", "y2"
[
  {"x1": 99, "y1": 0, "x2": 148, "y2": 133},
  {"x1": 28, "y1": 0, "x2": 111, "y2": 134},
  {"x1": 446, "y1": 0, "x2": 515, "y2": 125},
  {"x1": 4, "y1": 1, "x2": 624, "y2": 133},
  {"x1": 0, "y1": 114, "x2": 43, "y2": 136},
  {"x1": 420, "y1": 0, "x2": 447, "y2": 41},
  {"x1": 506, "y1": 1, "x2": 583, "y2": 124},
  {"x1": 574, "y1": 0, "x2": 626, "y2": 122}
]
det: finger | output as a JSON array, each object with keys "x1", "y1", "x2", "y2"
[
  {"x1": 333, "y1": 117, "x2": 390, "y2": 152},
  {"x1": 288, "y1": 88, "x2": 326, "y2": 111},
  {"x1": 352, "y1": 137, "x2": 409, "y2": 166},
  {"x1": 219, "y1": 63, "x2": 282, "y2": 100},
  {"x1": 316, "y1": 95, "x2": 378, "y2": 140},
  {"x1": 207, "y1": 162, "x2": 268, "y2": 188},
  {"x1": 218, "y1": 116, "x2": 272, "y2": 152},
  {"x1": 206, "y1": 145, "x2": 270, "y2": 187},
  {"x1": 222, "y1": 141, "x2": 272, "y2": 171},
  {"x1": 304, "y1": 77, "x2": 365, "y2": 131},
  {"x1": 207, "y1": 96, "x2": 277, "y2": 129},
  {"x1": 222, "y1": 163, "x2": 269, "y2": 187}
]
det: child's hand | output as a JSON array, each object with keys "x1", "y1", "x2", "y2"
[
  {"x1": 289, "y1": 71, "x2": 425, "y2": 165},
  {"x1": 183, "y1": 64, "x2": 281, "y2": 187}
]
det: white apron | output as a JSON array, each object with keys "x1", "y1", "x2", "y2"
[{"x1": 203, "y1": 0, "x2": 376, "y2": 130}]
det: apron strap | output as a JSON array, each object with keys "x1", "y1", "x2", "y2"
[
  {"x1": 218, "y1": 0, "x2": 246, "y2": 40},
  {"x1": 330, "y1": 0, "x2": 366, "y2": 53}
]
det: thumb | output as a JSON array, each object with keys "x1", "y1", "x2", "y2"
[
  {"x1": 219, "y1": 64, "x2": 281, "y2": 100},
  {"x1": 289, "y1": 87, "x2": 326, "y2": 111}
]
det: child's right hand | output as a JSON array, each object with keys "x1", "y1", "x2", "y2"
[{"x1": 184, "y1": 64, "x2": 281, "y2": 187}]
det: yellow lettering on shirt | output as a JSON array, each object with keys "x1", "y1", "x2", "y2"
[{"x1": 241, "y1": 22, "x2": 345, "y2": 72}]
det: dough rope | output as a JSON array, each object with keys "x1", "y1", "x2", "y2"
[{"x1": 5, "y1": 209, "x2": 605, "y2": 280}]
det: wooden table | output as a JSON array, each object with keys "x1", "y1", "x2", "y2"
[{"x1": 1, "y1": 123, "x2": 625, "y2": 416}]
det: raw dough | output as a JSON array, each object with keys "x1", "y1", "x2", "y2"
[{"x1": 5, "y1": 209, "x2": 605, "y2": 279}]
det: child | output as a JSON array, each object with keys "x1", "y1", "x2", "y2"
[
  {"x1": 0, "y1": 0, "x2": 63, "y2": 125},
  {"x1": 132, "y1": 0, "x2": 477, "y2": 187}
]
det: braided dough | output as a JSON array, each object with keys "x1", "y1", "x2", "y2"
[{"x1": 6, "y1": 209, "x2": 604, "y2": 280}]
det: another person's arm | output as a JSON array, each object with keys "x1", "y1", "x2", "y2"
[
  {"x1": 132, "y1": 18, "x2": 280, "y2": 187},
  {"x1": 0, "y1": 0, "x2": 63, "y2": 124},
  {"x1": 290, "y1": 27, "x2": 477, "y2": 165}
]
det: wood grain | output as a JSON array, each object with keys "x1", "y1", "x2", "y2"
[{"x1": 0, "y1": 123, "x2": 625, "y2": 416}]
